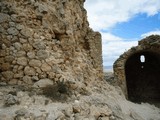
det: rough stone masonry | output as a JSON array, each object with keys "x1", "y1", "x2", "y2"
[
  {"x1": 0, "y1": 0, "x2": 103, "y2": 88},
  {"x1": 114, "y1": 35, "x2": 160, "y2": 104}
]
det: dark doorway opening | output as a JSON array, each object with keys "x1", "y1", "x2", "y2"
[{"x1": 125, "y1": 51, "x2": 160, "y2": 107}]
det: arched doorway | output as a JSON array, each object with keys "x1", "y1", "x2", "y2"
[{"x1": 125, "y1": 51, "x2": 160, "y2": 105}]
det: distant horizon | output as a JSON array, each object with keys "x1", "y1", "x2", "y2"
[{"x1": 103, "y1": 65, "x2": 113, "y2": 72}]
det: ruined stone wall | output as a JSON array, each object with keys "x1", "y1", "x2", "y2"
[
  {"x1": 113, "y1": 35, "x2": 160, "y2": 97},
  {"x1": 0, "y1": 0, "x2": 103, "y2": 87}
]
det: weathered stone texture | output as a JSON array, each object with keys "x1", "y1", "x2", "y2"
[{"x1": 0, "y1": 0, "x2": 103, "y2": 89}]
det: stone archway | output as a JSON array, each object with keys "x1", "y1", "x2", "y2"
[
  {"x1": 113, "y1": 35, "x2": 160, "y2": 106},
  {"x1": 125, "y1": 51, "x2": 160, "y2": 104}
]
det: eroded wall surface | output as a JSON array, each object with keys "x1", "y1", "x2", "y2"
[{"x1": 0, "y1": 0, "x2": 103, "y2": 88}]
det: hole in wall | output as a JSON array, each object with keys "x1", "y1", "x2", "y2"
[
  {"x1": 140, "y1": 55, "x2": 145, "y2": 68},
  {"x1": 125, "y1": 51, "x2": 160, "y2": 107},
  {"x1": 140, "y1": 55, "x2": 145, "y2": 62}
]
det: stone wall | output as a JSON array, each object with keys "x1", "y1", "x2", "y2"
[
  {"x1": 113, "y1": 35, "x2": 160, "y2": 97},
  {"x1": 0, "y1": 0, "x2": 103, "y2": 88}
]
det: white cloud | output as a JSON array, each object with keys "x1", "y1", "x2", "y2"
[
  {"x1": 84, "y1": 0, "x2": 160, "y2": 67},
  {"x1": 101, "y1": 32, "x2": 137, "y2": 66},
  {"x1": 84, "y1": 0, "x2": 160, "y2": 31},
  {"x1": 101, "y1": 32, "x2": 122, "y2": 43},
  {"x1": 141, "y1": 30, "x2": 160, "y2": 38}
]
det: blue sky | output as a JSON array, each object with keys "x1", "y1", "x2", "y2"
[
  {"x1": 111, "y1": 13, "x2": 160, "y2": 39},
  {"x1": 84, "y1": 0, "x2": 160, "y2": 68}
]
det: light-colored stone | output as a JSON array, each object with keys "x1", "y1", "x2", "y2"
[
  {"x1": 15, "y1": 108, "x2": 28, "y2": 116},
  {"x1": 27, "y1": 51, "x2": 35, "y2": 59},
  {"x1": 20, "y1": 27, "x2": 34, "y2": 38},
  {"x1": 29, "y1": 59, "x2": 42, "y2": 67},
  {"x1": 14, "y1": 71, "x2": 24, "y2": 78},
  {"x1": 9, "y1": 22, "x2": 15, "y2": 27},
  {"x1": 48, "y1": 72, "x2": 55, "y2": 79},
  {"x1": 32, "y1": 76, "x2": 39, "y2": 81},
  {"x1": 4, "y1": 56, "x2": 14, "y2": 62},
  {"x1": 14, "y1": 42, "x2": 22, "y2": 50},
  {"x1": 38, "y1": 3, "x2": 48, "y2": 13},
  {"x1": 24, "y1": 66, "x2": 36, "y2": 76},
  {"x1": 41, "y1": 63, "x2": 51, "y2": 72},
  {"x1": 16, "y1": 51, "x2": 26, "y2": 57},
  {"x1": 0, "y1": 13, "x2": 10, "y2": 23},
  {"x1": 7, "y1": 27, "x2": 19, "y2": 35},
  {"x1": 98, "y1": 117, "x2": 109, "y2": 120},
  {"x1": 4, "y1": 94, "x2": 19, "y2": 106},
  {"x1": 33, "y1": 41, "x2": 46, "y2": 49},
  {"x1": 36, "y1": 50, "x2": 49, "y2": 60},
  {"x1": 2, "y1": 71, "x2": 14, "y2": 81},
  {"x1": 0, "y1": 50, "x2": 6, "y2": 56},
  {"x1": 17, "y1": 57, "x2": 28, "y2": 66},
  {"x1": 16, "y1": 24, "x2": 24, "y2": 30},
  {"x1": 33, "y1": 78, "x2": 53, "y2": 88},
  {"x1": 23, "y1": 76, "x2": 33, "y2": 84},
  {"x1": 23, "y1": 43, "x2": 33, "y2": 51}
]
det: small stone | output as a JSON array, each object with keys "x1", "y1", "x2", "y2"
[
  {"x1": 9, "y1": 22, "x2": 15, "y2": 27},
  {"x1": 5, "y1": 56, "x2": 14, "y2": 62},
  {"x1": 1, "y1": 63, "x2": 10, "y2": 71},
  {"x1": 33, "y1": 78, "x2": 53, "y2": 88},
  {"x1": 4, "y1": 94, "x2": 19, "y2": 106},
  {"x1": 24, "y1": 66, "x2": 36, "y2": 76},
  {"x1": 64, "y1": 107, "x2": 73, "y2": 117},
  {"x1": 23, "y1": 76, "x2": 33, "y2": 84},
  {"x1": 109, "y1": 115, "x2": 116, "y2": 120},
  {"x1": 0, "y1": 50, "x2": 6, "y2": 56},
  {"x1": 35, "y1": 67, "x2": 42, "y2": 74},
  {"x1": 38, "y1": 4, "x2": 48, "y2": 13},
  {"x1": 32, "y1": 76, "x2": 39, "y2": 81},
  {"x1": 33, "y1": 33, "x2": 39, "y2": 39},
  {"x1": 0, "y1": 13, "x2": 10, "y2": 23},
  {"x1": 23, "y1": 43, "x2": 33, "y2": 51},
  {"x1": 0, "y1": 58, "x2": 4, "y2": 63},
  {"x1": 73, "y1": 105, "x2": 81, "y2": 113},
  {"x1": 36, "y1": 50, "x2": 49, "y2": 60},
  {"x1": 20, "y1": 27, "x2": 34, "y2": 38},
  {"x1": 17, "y1": 57, "x2": 28, "y2": 66},
  {"x1": 41, "y1": 63, "x2": 51, "y2": 72},
  {"x1": 14, "y1": 42, "x2": 22, "y2": 50},
  {"x1": 8, "y1": 79, "x2": 18, "y2": 85},
  {"x1": 19, "y1": 38, "x2": 27, "y2": 43},
  {"x1": 16, "y1": 24, "x2": 24, "y2": 30},
  {"x1": 98, "y1": 117, "x2": 109, "y2": 120},
  {"x1": 7, "y1": 27, "x2": 19, "y2": 35},
  {"x1": 18, "y1": 65, "x2": 24, "y2": 70},
  {"x1": 0, "y1": 92, "x2": 4, "y2": 100},
  {"x1": 15, "y1": 108, "x2": 28, "y2": 116},
  {"x1": 27, "y1": 51, "x2": 35, "y2": 59},
  {"x1": 29, "y1": 59, "x2": 42, "y2": 67},
  {"x1": 16, "y1": 51, "x2": 26, "y2": 57},
  {"x1": 2, "y1": 71, "x2": 14, "y2": 80},
  {"x1": 0, "y1": 25, "x2": 5, "y2": 33},
  {"x1": 48, "y1": 72, "x2": 55, "y2": 79},
  {"x1": 14, "y1": 71, "x2": 24, "y2": 78},
  {"x1": 33, "y1": 41, "x2": 46, "y2": 49}
]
